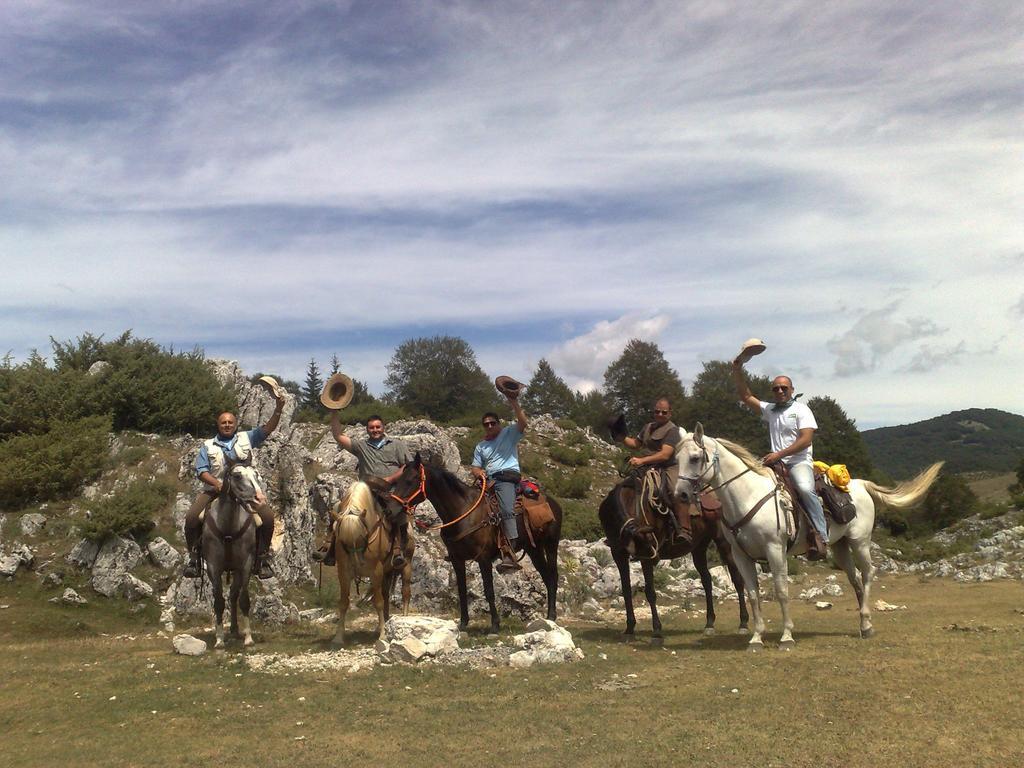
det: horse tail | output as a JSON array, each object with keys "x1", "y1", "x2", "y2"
[{"x1": 860, "y1": 462, "x2": 943, "y2": 509}]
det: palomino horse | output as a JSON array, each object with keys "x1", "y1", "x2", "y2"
[
  {"x1": 675, "y1": 424, "x2": 942, "y2": 648},
  {"x1": 390, "y1": 454, "x2": 562, "y2": 633},
  {"x1": 202, "y1": 462, "x2": 262, "y2": 648},
  {"x1": 598, "y1": 471, "x2": 748, "y2": 642},
  {"x1": 332, "y1": 480, "x2": 414, "y2": 647}
]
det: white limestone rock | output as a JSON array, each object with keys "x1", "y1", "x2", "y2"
[
  {"x1": 19, "y1": 513, "x2": 47, "y2": 537},
  {"x1": 147, "y1": 537, "x2": 182, "y2": 570},
  {"x1": 173, "y1": 634, "x2": 208, "y2": 656}
]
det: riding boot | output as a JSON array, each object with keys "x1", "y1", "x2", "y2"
[
  {"x1": 256, "y1": 525, "x2": 275, "y2": 580},
  {"x1": 806, "y1": 529, "x2": 828, "y2": 562},
  {"x1": 672, "y1": 500, "x2": 693, "y2": 545},
  {"x1": 390, "y1": 531, "x2": 406, "y2": 568},
  {"x1": 182, "y1": 524, "x2": 202, "y2": 578},
  {"x1": 311, "y1": 528, "x2": 336, "y2": 566},
  {"x1": 497, "y1": 536, "x2": 521, "y2": 574}
]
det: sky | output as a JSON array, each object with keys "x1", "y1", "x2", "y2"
[{"x1": 1, "y1": 1, "x2": 1021, "y2": 430}]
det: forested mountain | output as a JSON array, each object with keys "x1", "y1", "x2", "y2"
[{"x1": 863, "y1": 408, "x2": 1024, "y2": 478}]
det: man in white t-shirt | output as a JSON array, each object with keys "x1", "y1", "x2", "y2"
[{"x1": 732, "y1": 360, "x2": 828, "y2": 559}]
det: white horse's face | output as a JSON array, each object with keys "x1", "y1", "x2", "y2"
[
  {"x1": 228, "y1": 465, "x2": 262, "y2": 503},
  {"x1": 675, "y1": 431, "x2": 713, "y2": 504}
]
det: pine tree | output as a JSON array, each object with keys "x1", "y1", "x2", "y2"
[
  {"x1": 521, "y1": 359, "x2": 576, "y2": 418},
  {"x1": 329, "y1": 354, "x2": 341, "y2": 376},
  {"x1": 302, "y1": 358, "x2": 324, "y2": 411},
  {"x1": 603, "y1": 339, "x2": 687, "y2": 429}
]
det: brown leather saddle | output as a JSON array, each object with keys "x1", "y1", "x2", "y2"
[{"x1": 768, "y1": 463, "x2": 827, "y2": 558}]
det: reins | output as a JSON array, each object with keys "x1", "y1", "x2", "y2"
[{"x1": 394, "y1": 467, "x2": 489, "y2": 533}]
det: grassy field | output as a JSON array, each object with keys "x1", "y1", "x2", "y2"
[{"x1": 1, "y1": 574, "x2": 1022, "y2": 768}]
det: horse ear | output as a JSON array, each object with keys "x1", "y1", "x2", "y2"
[
  {"x1": 414, "y1": 451, "x2": 422, "y2": 467},
  {"x1": 693, "y1": 422, "x2": 704, "y2": 446}
]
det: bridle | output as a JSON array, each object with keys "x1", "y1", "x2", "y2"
[{"x1": 390, "y1": 464, "x2": 489, "y2": 533}]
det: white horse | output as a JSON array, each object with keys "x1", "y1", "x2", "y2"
[{"x1": 675, "y1": 423, "x2": 942, "y2": 649}]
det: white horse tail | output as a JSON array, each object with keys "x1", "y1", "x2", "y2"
[{"x1": 861, "y1": 462, "x2": 944, "y2": 509}]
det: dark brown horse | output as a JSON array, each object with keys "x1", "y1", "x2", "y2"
[
  {"x1": 391, "y1": 454, "x2": 562, "y2": 633},
  {"x1": 598, "y1": 472, "x2": 748, "y2": 642}
]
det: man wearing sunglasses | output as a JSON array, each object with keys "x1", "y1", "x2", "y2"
[
  {"x1": 470, "y1": 396, "x2": 528, "y2": 573},
  {"x1": 732, "y1": 360, "x2": 828, "y2": 559},
  {"x1": 618, "y1": 398, "x2": 691, "y2": 544}
]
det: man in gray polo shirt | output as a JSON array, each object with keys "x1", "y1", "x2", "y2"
[{"x1": 312, "y1": 413, "x2": 412, "y2": 566}]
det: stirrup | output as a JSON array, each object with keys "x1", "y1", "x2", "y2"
[{"x1": 182, "y1": 553, "x2": 201, "y2": 578}]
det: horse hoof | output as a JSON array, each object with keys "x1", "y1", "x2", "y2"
[
  {"x1": 703, "y1": 627, "x2": 716, "y2": 637},
  {"x1": 779, "y1": 639, "x2": 795, "y2": 651},
  {"x1": 860, "y1": 627, "x2": 875, "y2": 639},
  {"x1": 649, "y1": 636, "x2": 664, "y2": 647},
  {"x1": 737, "y1": 627, "x2": 750, "y2": 636}
]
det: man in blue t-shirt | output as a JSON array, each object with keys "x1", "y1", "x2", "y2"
[
  {"x1": 470, "y1": 396, "x2": 528, "y2": 573},
  {"x1": 182, "y1": 395, "x2": 285, "y2": 579}
]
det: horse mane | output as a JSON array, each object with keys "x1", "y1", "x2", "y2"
[
  {"x1": 345, "y1": 481, "x2": 375, "y2": 511},
  {"x1": 425, "y1": 463, "x2": 474, "y2": 498},
  {"x1": 715, "y1": 437, "x2": 774, "y2": 478}
]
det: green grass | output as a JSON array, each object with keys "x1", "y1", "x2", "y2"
[{"x1": 1, "y1": 576, "x2": 1021, "y2": 767}]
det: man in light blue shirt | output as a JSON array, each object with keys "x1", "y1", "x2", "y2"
[{"x1": 471, "y1": 395, "x2": 528, "y2": 573}]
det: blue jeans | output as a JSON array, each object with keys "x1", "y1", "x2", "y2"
[
  {"x1": 492, "y1": 479, "x2": 519, "y2": 541},
  {"x1": 789, "y1": 461, "x2": 828, "y2": 541}
]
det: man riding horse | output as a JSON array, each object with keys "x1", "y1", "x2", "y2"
[
  {"x1": 611, "y1": 397, "x2": 692, "y2": 545},
  {"x1": 182, "y1": 382, "x2": 286, "y2": 580},
  {"x1": 312, "y1": 374, "x2": 412, "y2": 567}
]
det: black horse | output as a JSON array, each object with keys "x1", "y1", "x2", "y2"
[
  {"x1": 598, "y1": 477, "x2": 748, "y2": 642},
  {"x1": 391, "y1": 454, "x2": 562, "y2": 632}
]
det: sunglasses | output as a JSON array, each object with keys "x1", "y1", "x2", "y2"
[
  {"x1": 482, "y1": 420, "x2": 499, "y2": 427},
  {"x1": 772, "y1": 386, "x2": 790, "y2": 392},
  {"x1": 653, "y1": 409, "x2": 670, "y2": 415}
]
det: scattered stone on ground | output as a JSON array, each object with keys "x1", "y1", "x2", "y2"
[
  {"x1": 815, "y1": 601, "x2": 833, "y2": 610},
  {"x1": 19, "y1": 513, "x2": 47, "y2": 537},
  {"x1": 172, "y1": 634, "x2": 208, "y2": 656},
  {"x1": 50, "y1": 588, "x2": 88, "y2": 606},
  {"x1": 874, "y1": 600, "x2": 907, "y2": 611}
]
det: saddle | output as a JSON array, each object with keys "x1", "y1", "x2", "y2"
[
  {"x1": 482, "y1": 480, "x2": 556, "y2": 542},
  {"x1": 768, "y1": 464, "x2": 827, "y2": 557}
]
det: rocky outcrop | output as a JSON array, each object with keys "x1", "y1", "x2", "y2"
[
  {"x1": 90, "y1": 537, "x2": 143, "y2": 598},
  {"x1": 147, "y1": 538, "x2": 181, "y2": 570}
]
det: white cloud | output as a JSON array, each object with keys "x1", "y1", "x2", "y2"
[
  {"x1": 828, "y1": 303, "x2": 944, "y2": 377},
  {"x1": 547, "y1": 313, "x2": 671, "y2": 391}
]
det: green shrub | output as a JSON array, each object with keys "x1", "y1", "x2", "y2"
[
  {"x1": 878, "y1": 508, "x2": 910, "y2": 536},
  {"x1": 0, "y1": 415, "x2": 111, "y2": 509},
  {"x1": 555, "y1": 418, "x2": 578, "y2": 430},
  {"x1": 549, "y1": 443, "x2": 594, "y2": 467},
  {"x1": 81, "y1": 478, "x2": 176, "y2": 543},
  {"x1": 337, "y1": 402, "x2": 411, "y2": 428},
  {"x1": 546, "y1": 470, "x2": 591, "y2": 500},
  {"x1": 558, "y1": 498, "x2": 604, "y2": 541},
  {"x1": 111, "y1": 445, "x2": 149, "y2": 468},
  {"x1": 921, "y1": 475, "x2": 978, "y2": 531}
]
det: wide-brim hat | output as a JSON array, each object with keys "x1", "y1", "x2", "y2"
[
  {"x1": 736, "y1": 338, "x2": 767, "y2": 364},
  {"x1": 256, "y1": 375, "x2": 285, "y2": 400},
  {"x1": 320, "y1": 373, "x2": 354, "y2": 410},
  {"x1": 606, "y1": 414, "x2": 628, "y2": 442},
  {"x1": 494, "y1": 375, "x2": 525, "y2": 399}
]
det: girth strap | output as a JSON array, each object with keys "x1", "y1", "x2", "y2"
[
  {"x1": 725, "y1": 486, "x2": 779, "y2": 537},
  {"x1": 204, "y1": 505, "x2": 255, "y2": 543}
]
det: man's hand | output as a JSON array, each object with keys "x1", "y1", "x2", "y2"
[
  {"x1": 628, "y1": 456, "x2": 645, "y2": 468},
  {"x1": 761, "y1": 452, "x2": 784, "y2": 466}
]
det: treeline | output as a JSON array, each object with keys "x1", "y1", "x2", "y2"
[{"x1": 0, "y1": 332, "x2": 234, "y2": 509}]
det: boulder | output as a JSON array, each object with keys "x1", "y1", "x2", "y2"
[
  {"x1": 172, "y1": 634, "x2": 208, "y2": 656},
  {"x1": 509, "y1": 620, "x2": 584, "y2": 666},
  {"x1": 67, "y1": 538, "x2": 100, "y2": 569},
  {"x1": 251, "y1": 591, "x2": 299, "y2": 624},
  {"x1": 0, "y1": 554, "x2": 21, "y2": 578},
  {"x1": 50, "y1": 588, "x2": 88, "y2": 606},
  {"x1": 19, "y1": 513, "x2": 47, "y2": 537},
  {"x1": 147, "y1": 538, "x2": 182, "y2": 570},
  {"x1": 380, "y1": 615, "x2": 460, "y2": 661},
  {"x1": 123, "y1": 574, "x2": 154, "y2": 601},
  {"x1": 90, "y1": 537, "x2": 143, "y2": 598}
]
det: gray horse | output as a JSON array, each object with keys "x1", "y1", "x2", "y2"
[{"x1": 202, "y1": 462, "x2": 263, "y2": 647}]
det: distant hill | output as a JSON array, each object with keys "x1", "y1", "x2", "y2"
[{"x1": 863, "y1": 408, "x2": 1024, "y2": 478}]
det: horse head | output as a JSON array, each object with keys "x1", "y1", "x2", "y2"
[
  {"x1": 391, "y1": 452, "x2": 425, "y2": 507},
  {"x1": 674, "y1": 422, "x2": 715, "y2": 505},
  {"x1": 224, "y1": 461, "x2": 263, "y2": 509}
]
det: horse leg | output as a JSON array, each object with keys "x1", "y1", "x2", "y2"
[
  {"x1": 382, "y1": 569, "x2": 394, "y2": 623},
  {"x1": 850, "y1": 538, "x2": 876, "y2": 638},
  {"x1": 766, "y1": 545, "x2": 794, "y2": 648},
  {"x1": 712, "y1": 532, "x2": 750, "y2": 633},
  {"x1": 209, "y1": 571, "x2": 226, "y2": 649},
  {"x1": 692, "y1": 541, "x2": 717, "y2": 635},
  {"x1": 372, "y1": 562, "x2": 387, "y2": 642},
  {"x1": 228, "y1": 573, "x2": 241, "y2": 639},
  {"x1": 479, "y1": 560, "x2": 500, "y2": 634},
  {"x1": 332, "y1": 556, "x2": 351, "y2": 647},
  {"x1": 452, "y1": 558, "x2": 470, "y2": 632},
  {"x1": 238, "y1": 578, "x2": 253, "y2": 647},
  {"x1": 613, "y1": 549, "x2": 636, "y2": 641},
  {"x1": 400, "y1": 560, "x2": 412, "y2": 616},
  {"x1": 641, "y1": 558, "x2": 662, "y2": 642},
  {"x1": 524, "y1": 542, "x2": 558, "y2": 622},
  {"x1": 732, "y1": 549, "x2": 764, "y2": 650}
]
